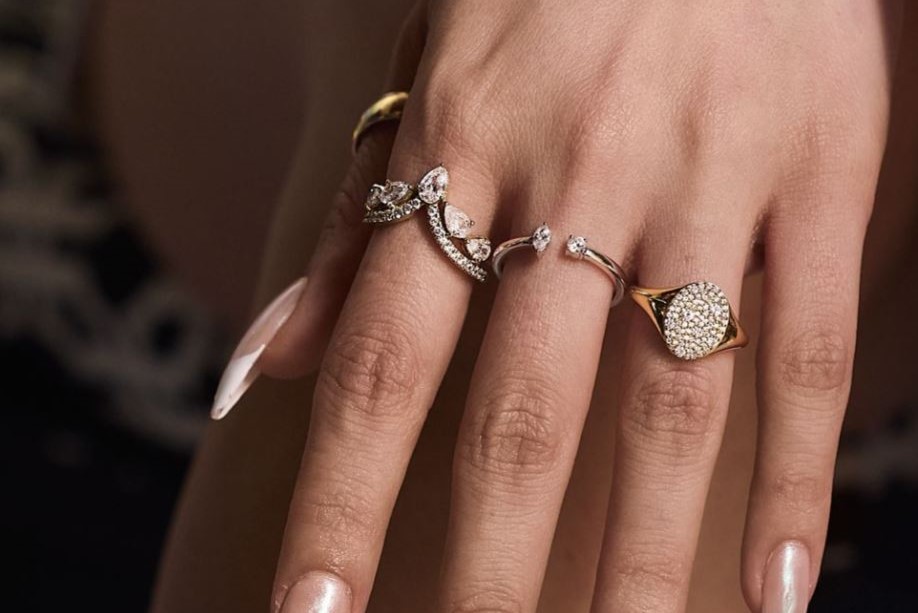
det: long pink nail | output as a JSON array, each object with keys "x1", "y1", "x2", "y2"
[
  {"x1": 762, "y1": 541, "x2": 811, "y2": 613},
  {"x1": 211, "y1": 277, "x2": 307, "y2": 420},
  {"x1": 279, "y1": 572, "x2": 352, "y2": 613}
]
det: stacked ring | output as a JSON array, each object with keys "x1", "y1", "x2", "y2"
[
  {"x1": 631, "y1": 282, "x2": 747, "y2": 360},
  {"x1": 491, "y1": 223, "x2": 553, "y2": 278},
  {"x1": 351, "y1": 91, "x2": 409, "y2": 156},
  {"x1": 363, "y1": 165, "x2": 492, "y2": 282},
  {"x1": 350, "y1": 94, "x2": 752, "y2": 358}
]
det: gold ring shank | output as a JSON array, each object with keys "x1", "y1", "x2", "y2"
[
  {"x1": 631, "y1": 284, "x2": 748, "y2": 359},
  {"x1": 351, "y1": 91, "x2": 409, "y2": 156}
]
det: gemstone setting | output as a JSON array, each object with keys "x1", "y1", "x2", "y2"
[
  {"x1": 566, "y1": 235, "x2": 588, "y2": 257},
  {"x1": 427, "y1": 204, "x2": 487, "y2": 282},
  {"x1": 531, "y1": 224, "x2": 552, "y2": 252},
  {"x1": 379, "y1": 180, "x2": 411, "y2": 206},
  {"x1": 365, "y1": 184, "x2": 384, "y2": 210},
  {"x1": 465, "y1": 237, "x2": 492, "y2": 262},
  {"x1": 418, "y1": 165, "x2": 449, "y2": 204},
  {"x1": 363, "y1": 197, "x2": 423, "y2": 224},
  {"x1": 662, "y1": 282, "x2": 730, "y2": 360},
  {"x1": 443, "y1": 203, "x2": 474, "y2": 238}
]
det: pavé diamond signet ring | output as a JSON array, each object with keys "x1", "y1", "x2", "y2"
[{"x1": 630, "y1": 281, "x2": 747, "y2": 360}]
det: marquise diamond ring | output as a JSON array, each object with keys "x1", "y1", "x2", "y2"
[{"x1": 363, "y1": 165, "x2": 492, "y2": 282}]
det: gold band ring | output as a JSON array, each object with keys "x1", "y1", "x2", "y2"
[
  {"x1": 630, "y1": 282, "x2": 748, "y2": 360},
  {"x1": 351, "y1": 91, "x2": 409, "y2": 156}
]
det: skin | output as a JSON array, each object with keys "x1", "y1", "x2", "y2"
[
  {"x1": 255, "y1": 1, "x2": 897, "y2": 611},
  {"x1": 139, "y1": 1, "x2": 918, "y2": 612}
]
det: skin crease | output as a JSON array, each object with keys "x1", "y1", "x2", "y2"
[{"x1": 138, "y1": 1, "x2": 918, "y2": 612}]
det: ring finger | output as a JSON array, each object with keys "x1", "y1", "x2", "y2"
[{"x1": 592, "y1": 205, "x2": 758, "y2": 612}]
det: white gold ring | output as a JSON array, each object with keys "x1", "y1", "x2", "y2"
[
  {"x1": 491, "y1": 224, "x2": 553, "y2": 279},
  {"x1": 363, "y1": 165, "x2": 492, "y2": 282},
  {"x1": 565, "y1": 235, "x2": 629, "y2": 307}
]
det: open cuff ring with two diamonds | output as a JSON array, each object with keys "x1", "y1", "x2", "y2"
[{"x1": 491, "y1": 225, "x2": 629, "y2": 308}]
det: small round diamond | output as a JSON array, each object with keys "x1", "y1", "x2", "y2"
[
  {"x1": 662, "y1": 282, "x2": 730, "y2": 360},
  {"x1": 566, "y1": 235, "x2": 587, "y2": 257}
]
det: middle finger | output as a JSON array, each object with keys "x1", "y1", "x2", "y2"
[{"x1": 437, "y1": 210, "x2": 635, "y2": 611}]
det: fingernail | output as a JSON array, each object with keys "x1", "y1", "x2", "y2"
[
  {"x1": 280, "y1": 572, "x2": 352, "y2": 613},
  {"x1": 211, "y1": 277, "x2": 307, "y2": 420},
  {"x1": 762, "y1": 541, "x2": 811, "y2": 613}
]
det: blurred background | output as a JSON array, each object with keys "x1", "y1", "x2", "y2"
[
  {"x1": 1, "y1": 0, "x2": 304, "y2": 609},
  {"x1": 1, "y1": 1, "x2": 915, "y2": 611}
]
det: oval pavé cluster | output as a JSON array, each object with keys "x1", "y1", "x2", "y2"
[{"x1": 662, "y1": 281, "x2": 730, "y2": 360}]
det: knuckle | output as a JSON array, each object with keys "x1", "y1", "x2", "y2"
[
  {"x1": 324, "y1": 181, "x2": 366, "y2": 236},
  {"x1": 624, "y1": 367, "x2": 720, "y2": 448},
  {"x1": 779, "y1": 327, "x2": 850, "y2": 397},
  {"x1": 295, "y1": 483, "x2": 379, "y2": 540},
  {"x1": 316, "y1": 321, "x2": 420, "y2": 427},
  {"x1": 673, "y1": 85, "x2": 739, "y2": 166},
  {"x1": 783, "y1": 105, "x2": 880, "y2": 197},
  {"x1": 461, "y1": 378, "x2": 566, "y2": 480},
  {"x1": 333, "y1": 164, "x2": 375, "y2": 227},
  {"x1": 768, "y1": 469, "x2": 831, "y2": 513},
  {"x1": 560, "y1": 80, "x2": 641, "y2": 172},
  {"x1": 613, "y1": 546, "x2": 690, "y2": 596},
  {"x1": 446, "y1": 586, "x2": 524, "y2": 613},
  {"x1": 417, "y1": 67, "x2": 502, "y2": 156},
  {"x1": 791, "y1": 106, "x2": 854, "y2": 167},
  {"x1": 313, "y1": 164, "x2": 373, "y2": 252}
]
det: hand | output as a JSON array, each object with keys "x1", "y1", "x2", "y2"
[{"x1": 257, "y1": 1, "x2": 895, "y2": 610}]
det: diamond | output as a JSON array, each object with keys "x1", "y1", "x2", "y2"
[
  {"x1": 418, "y1": 166, "x2": 449, "y2": 204},
  {"x1": 363, "y1": 197, "x2": 423, "y2": 224},
  {"x1": 443, "y1": 203, "x2": 474, "y2": 238},
  {"x1": 566, "y1": 235, "x2": 588, "y2": 256},
  {"x1": 427, "y1": 204, "x2": 487, "y2": 281},
  {"x1": 465, "y1": 237, "x2": 492, "y2": 262},
  {"x1": 531, "y1": 224, "x2": 552, "y2": 252},
  {"x1": 662, "y1": 282, "x2": 730, "y2": 360},
  {"x1": 379, "y1": 180, "x2": 411, "y2": 205},
  {"x1": 365, "y1": 184, "x2": 384, "y2": 210}
]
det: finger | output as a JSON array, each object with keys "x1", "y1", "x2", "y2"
[
  {"x1": 258, "y1": 4, "x2": 426, "y2": 379},
  {"x1": 436, "y1": 211, "x2": 633, "y2": 611},
  {"x1": 270, "y1": 110, "x2": 501, "y2": 613},
  {"x1": 740, "y1": 203, "x2": 869, "y2": 612},
  {"x1": 592, "y1": 212, "x2": 756, "y2": 613}
]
